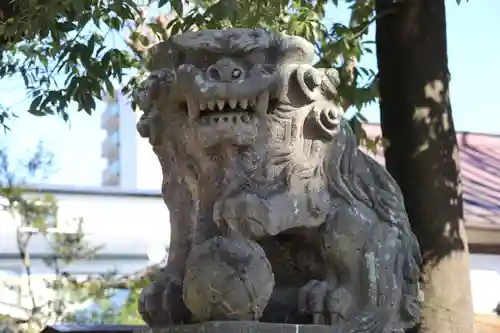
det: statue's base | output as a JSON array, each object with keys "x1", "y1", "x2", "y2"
[
  {"x1": 41, "y1": 322, "x2": 339, "y2": 333},
  {"x1": 151, "y1": 322, "x2": 335, "y2": 333}
]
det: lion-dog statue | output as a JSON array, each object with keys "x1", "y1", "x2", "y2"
[{"x1": 133, "y1": 28, "x2": 422, "y2": 333}]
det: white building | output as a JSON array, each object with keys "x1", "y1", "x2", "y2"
[
  {"x1": 100, "y1": 91, "x2": 162, "y2": 190},
  {"x1": 0, "y1": 185, "x2": 170, "y2": 321}
]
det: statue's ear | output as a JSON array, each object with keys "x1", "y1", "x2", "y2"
[{"x1": 277, "y1": 35, "x2": 315, "y2": 65}]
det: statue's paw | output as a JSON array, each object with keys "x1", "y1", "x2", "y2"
[
  {"x1": 213, "y1": 193, "x2": 273, "y2": 239},
  {"x1": 298, "y1": 280, "x2": 353, "y2": 325},
  {"x1": 138, "y1": 273, "x2": 189, "y2": 326}
]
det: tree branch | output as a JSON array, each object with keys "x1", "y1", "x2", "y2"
[{"x1": 70, "y1": 259, "x2": 166, "y2": 290}]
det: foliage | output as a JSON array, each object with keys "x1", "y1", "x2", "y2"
[
  {"x1": 0, "y1": 145, "x2": 151, "y2": 332},
  {"x1": 0, "y1": 0, "x2": 470, "y2": 134},
  {"x1": 0, "y1": 0, "x2": 142, "y2": 128},
  {"x1": 0, "y1": 0, "x2": 382, "y2": 143}
]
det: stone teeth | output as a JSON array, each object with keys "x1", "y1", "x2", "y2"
[
  {"x1": 250, "y1": 96, "x2": 257, "y2": 106},
  {"x1": 228, "y1": 99, "x2": 237, "y2": 109},
  {"x1": 199, "y1": 100, "x2": 207, "y2": 110},
  {"x1": 186, "y1": 98, "x2": 200, "y2": 120},
  {"x1": 256, "y1": 91, "x2": 269, "y2": 115},
  {"x1": 239, "y1": 99, "x2": 248, "y2": 109},
  {"x1": 216, "y1": 100, "x2": 225, "y2": 110},
  {"x1": 207, "y1": 100, "x2": 215, "y2": 110}
]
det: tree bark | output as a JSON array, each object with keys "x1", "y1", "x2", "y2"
[{"x1": 374, "y1": 1, "x2": 475, "y2": 333}]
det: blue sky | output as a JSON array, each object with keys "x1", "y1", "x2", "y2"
[{"x1": 0, "y1": 0, "x2": 498, "y2": 188}]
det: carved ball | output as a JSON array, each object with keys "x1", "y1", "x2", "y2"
[{"x1": 182, "y1": 236, "x2": 275, "y2": 322}]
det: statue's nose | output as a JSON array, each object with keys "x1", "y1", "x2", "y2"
[{"x1": 206, "y1": 59, "x2": 245, "y2": 83}]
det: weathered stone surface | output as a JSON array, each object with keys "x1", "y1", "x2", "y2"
[
  {"x1": 40, "y1": 325, "x2": 147, "y2": 333},
  {"x1": 134, "y1": 28, "x2": 422, "y2": 333},
  {"x1": 150, "y1": 321, "x2": 343, "y2": 333},
  {"x1": 183, "y1": 236, "x2": 274, "y2": 322}
]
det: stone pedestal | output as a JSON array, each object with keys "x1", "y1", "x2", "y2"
[
  {"x1": 150, "y1": 322, "x2": 336, "y2": 333},
  {"x1": 41, "y1": 325, "x2": 148, "y2": 333},
  {"x1": 41, "y1": 323, "x2": 340, "y2": 333}
]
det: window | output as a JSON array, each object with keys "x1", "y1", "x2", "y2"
[
  {"x1": 109, "y1": 130, "x2": 120, "y2": 142},
  {"x1": 109, "y1": 159, "x2": 121, "y2": 174}
]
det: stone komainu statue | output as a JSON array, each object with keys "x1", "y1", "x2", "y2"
[{"x1": 134, "y1": 28, "x2": 422, "y2": 333}]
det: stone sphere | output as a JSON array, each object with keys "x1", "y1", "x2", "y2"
[{"x1": 182, "y1": 236, "x2": 274, "y2": 322}]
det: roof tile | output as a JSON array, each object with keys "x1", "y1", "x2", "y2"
[{"x1": 361, "y1": 124, "x2": 500, "y2": 227}]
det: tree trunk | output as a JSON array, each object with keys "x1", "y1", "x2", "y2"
[{"x1": 374, "y1": 1, "x2": 475, "y2": 333}]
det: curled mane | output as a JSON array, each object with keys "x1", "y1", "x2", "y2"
[{"x1": 323, "y1": 120, "x2": 408, "y2": 227}]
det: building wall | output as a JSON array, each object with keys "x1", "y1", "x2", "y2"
[
  {"x1": 0, "y1": 187, "x2": 170, "y2": 275},
  {"x1": 470, "y1": 254, "x2": 500, "y2": 314}
]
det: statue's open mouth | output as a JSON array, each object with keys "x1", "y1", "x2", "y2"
[{"x1": 181, "y1": 91, "x2": 275, "y2": 124}]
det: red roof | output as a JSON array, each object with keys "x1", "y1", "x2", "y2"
[{"x1": 362, "y1": 123, "x2": 500, "y2": 228}]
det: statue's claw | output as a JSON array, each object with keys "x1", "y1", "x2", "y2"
[
  {"x1": 138, "y1": 272, "x2": 189, "y2": 327},
  {"x1": 298, "y1": 280, "x2": 353, "y2": 326}
]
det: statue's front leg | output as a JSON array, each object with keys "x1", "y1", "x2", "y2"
[
  {"x1": 138, "y1": 230, "x2": 193, "y2": 326},
  {"x1": 138, "y1": 265, "x2": 191, "y2": 327}
]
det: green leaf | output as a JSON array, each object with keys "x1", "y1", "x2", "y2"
[
  {"x1": 105, "y1": 79, "x2": 115, "y2": 97},
  {"x1": 28, "y1": 95, "x2": 44, "y2": 116},
  {"x1": 0, "y1": 0, "x2": 379, "y2": 133},
  {"x1": 172, "y1": 0, "x2": 184, "y2": 15}
]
